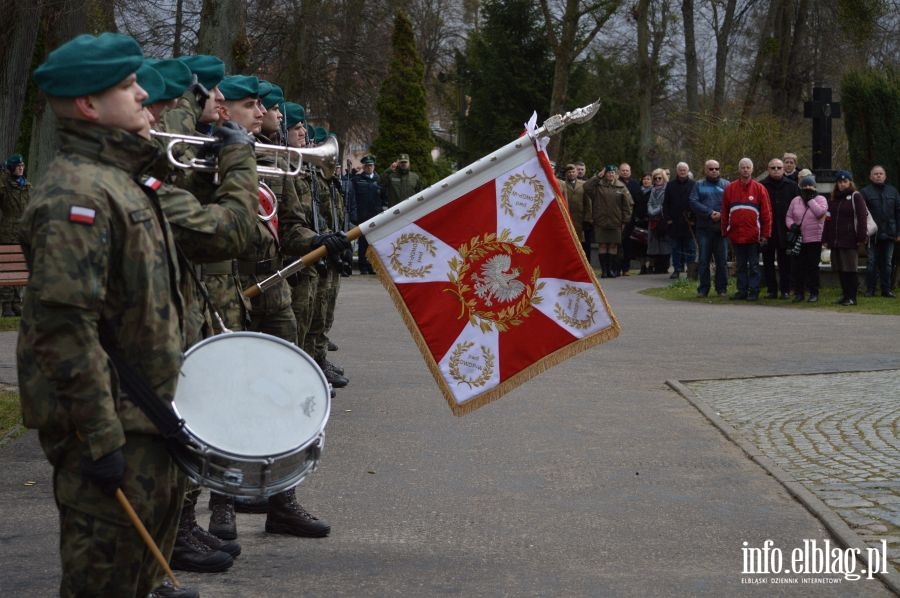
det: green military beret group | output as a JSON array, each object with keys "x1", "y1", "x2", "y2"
[{"x1": 31, "y1": 32, "x2": 331, "y2": 144}]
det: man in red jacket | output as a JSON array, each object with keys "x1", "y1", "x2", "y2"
[{"x1": 722, "y1": 158, "x2": 772, "y2": 300}]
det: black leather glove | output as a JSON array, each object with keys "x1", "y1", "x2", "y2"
[
  {"x1": 212, "y1": 121, "x2": 256, "y2": 148},
  {"x1": 80, "y1": 448, "x2": 125, "y2": 496},
  {"x1": 313, "y1": 232, "x2": 352, "y2": 257}
]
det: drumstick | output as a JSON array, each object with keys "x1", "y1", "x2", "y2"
[{"x1": 115, "y1": 488, "x2": 182, "y2": 589}]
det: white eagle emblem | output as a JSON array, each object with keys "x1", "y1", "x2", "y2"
[{"x1": 471, "y1": 254, "x2": 526, "y2": 306}]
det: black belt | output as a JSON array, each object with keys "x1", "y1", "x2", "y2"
[
  {"x1": 236, "y1": 257, "x2": 282, "y2": 276},
  {"x1": 199, "y1": 260, "x2": 235, "y2": 276}
]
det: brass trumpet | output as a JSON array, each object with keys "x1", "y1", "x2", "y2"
[
  {"x1": 151, "y1": 131, "x2": 304, "y2": 177},
  {"x1": 297, "y1": 136, "x2": 340, "y2": 179}
]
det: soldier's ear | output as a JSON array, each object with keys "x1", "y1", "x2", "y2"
[{"x1": 73, "y1": 96, "x2": 101, "y2": 122}]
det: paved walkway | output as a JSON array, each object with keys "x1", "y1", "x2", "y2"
[
  {"x1": 1, "y1": 272, "x2": 898, "y2": 596},
  {"x1": 679, "y1": 372, "x2": 899, "y2": 573}
]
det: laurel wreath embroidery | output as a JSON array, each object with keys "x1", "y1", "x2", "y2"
[
  {"x1": 447, "y1": 341, "x2": 495, "y2": 388},
  {"x1": 446, "y1": 230, "x2": 544, "y2": 333},
  {"x1": 499, "y1": 173, "x2": 545, "y2": 220},
  {"x1": 553, "y1": 285, "x2": 598, "y2": 330},
  {"x1": 388, "y1": 232, "x2": 437, "y2": 278}
]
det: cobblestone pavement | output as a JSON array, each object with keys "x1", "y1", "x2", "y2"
[{"x1": 684, "y1": 370, "x2": 900, "y2": 575}]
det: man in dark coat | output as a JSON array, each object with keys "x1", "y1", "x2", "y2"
[
  {"x1": 760, "y1": 158, "x2": 800, "y2": 298},
  {"x1": 348, "y1": 155, "x2": 384, "y2": 274},
  {"x1": 662, "y1": 162, "x2": 696, "y2": 279}
]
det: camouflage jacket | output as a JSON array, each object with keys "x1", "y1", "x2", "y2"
[
  {"x1": 0, "y1": 170, "x2": 31, "y2": 242},
  {"x1": 286, "y1": 174, "x2": 319, "y2": 279},
  {"x1": 157, "y1": 143, "x2": 258, "y2": 343},
  {"x1": 17, "y1": 119, "x2": 184, "y2": 463},
  {"x1": 243, "y1": 134, "x2": 317, "y2": 313}
]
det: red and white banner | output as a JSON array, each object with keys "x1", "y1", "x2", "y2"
[{"x1": 362, "y1": 125, "x2": 619, "y2": 415}]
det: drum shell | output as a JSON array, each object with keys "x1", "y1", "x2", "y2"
[{"x1": 172, "y1": 331, "x2": 330, "y2": 497}]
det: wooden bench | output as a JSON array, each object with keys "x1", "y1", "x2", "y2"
[{"x1": 0, "y1": 244, "x2": 29, "y2": 287}]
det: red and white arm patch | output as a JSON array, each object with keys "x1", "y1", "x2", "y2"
[{"x1": 69, "y1": 205, "x2": 96, "y2": 225}]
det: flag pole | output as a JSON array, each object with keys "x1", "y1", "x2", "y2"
[{"x1": 242, "y1": 99, "x2": 601, "y2": 299}]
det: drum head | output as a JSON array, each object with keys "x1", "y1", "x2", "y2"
[{"x1": 173, "y1": 332, "x2": 330, "y2": 457}]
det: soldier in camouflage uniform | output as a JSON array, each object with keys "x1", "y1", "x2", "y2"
[
  {"x1": 305, "y1": 135, "x2": 350, "y2": 388},
  {"x1": 140, "y1": 59, "x2": 255, "y2": 584},
  {"x1": 382, "y1": 152, "x2": 422, "y2": 207},
  {"x1": 283, "y1": 103, "x2": 320, "y2": 353},
  {"x1": 232, "y1": 81, "x2": 349, "y2": 538},
  {"x1": 18, "y1": 33, "x2": 186, "y2": 597},
  {"x1": 0, "y1": 153, "x2": 31, "y2": 316}
]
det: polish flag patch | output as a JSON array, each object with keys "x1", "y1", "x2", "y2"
[
  {"x1": 69, "y1": 206, "x2": 96, "y2": 225},
  {"x1": 143, "y1": 176, "x2": 162, "y2": 190}
]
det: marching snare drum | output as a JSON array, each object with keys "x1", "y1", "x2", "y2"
[{"x1": 172, "y1": 332, "x2": 330, "y2": 497}]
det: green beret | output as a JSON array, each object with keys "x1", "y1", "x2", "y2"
[
  {"x1": 284, "y1": 102, "x2": 306, "y2": 128},
  {"x1": 219, "y1": 75, "x2": 259, "y2": 101},
  {"x1": 6, "y1": 154, "x2": 24, "y2": 169},
  {"x1": 178, "y1": 55, "x2": 225, "y2": 91},
  {"x1": 361, "y1": 155, "x2": 375, "y2": 165},
  {"x1": 33, "y1": 32, "x2": 144, "y2": 97},
  {"x1": 146, "y1": 59, "x2": 192, "y2": 100},
  {"x1": 137, "y1": 63, "x2": 166, "y2": 106},
  {"x1": 305, "y1": 124, "x2": 315, "y2": 141},
  {"x1": 313, "y1": 126, "x2": 327, "y2": 144},
  {"x1": 258, "y1": 81, "x2": 285, "y2": 110}
]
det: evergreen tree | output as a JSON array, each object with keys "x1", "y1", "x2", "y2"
[
  {"x1": 458, "y1": 0, "x2": 553, "y2": 164},
  {"x1": 370, "y1": 11, "x2": 435, "y2": 185},
  {"x1": 842, "y1": 66, "x2": 900, "y2": 184}
]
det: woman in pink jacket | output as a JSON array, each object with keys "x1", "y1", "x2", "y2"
[{"x1": 785, "y1": 175, "x2": 829, "y2": 302}]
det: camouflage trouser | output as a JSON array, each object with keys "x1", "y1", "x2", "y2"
[
  {"x1": 201, "y1": 271, "x2": 249, "y2": 333},
  {"x1": 248, "y1": 293, "x2": 298, "y2": 345},
  {"x1": 306, "y1": 269, "x2": 332, "y2": 364},
  {"x1": 290, "y1": 272, "x2": 319, "y2": 349},
  {"x1": 46, "y1": 432, "x2": 186, "y2": 598},
  {"x1": 323, "y1": 264, "x2": 341, "y2": 342}
]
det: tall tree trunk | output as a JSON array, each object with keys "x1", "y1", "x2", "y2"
[
  {"x1": 712, "y1": 0, "x2": 738, "y2": 116},
  {"x1": 682, "y1": 0, "x2": 699, "y2": 114},
  {"x1": 741, "y1": 0, "x2": 779, "y2": 119},
  {"x1": 173, "y1": 0, "x2": 184, "y2": 56},
  {"x1": 0, "y1": 3, "x2": 43, "y2": 160},
  {"x1": 636, "y1": 0, "x2": 654, "y2": 172},
  {"x1": 28, "y1": 0, "x2": 113, "y2": 182},
  {"x1": 197, "y1": 0, "x2": 248, "y2": 73}
]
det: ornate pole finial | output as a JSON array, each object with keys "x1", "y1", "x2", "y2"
[{"x1": 534, "y1": 98, "x2": 602, "y2": 138}]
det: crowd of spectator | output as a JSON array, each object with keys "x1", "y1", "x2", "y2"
[{"x1": 557, "y1": 156, "x2": 900, "y2": 305}]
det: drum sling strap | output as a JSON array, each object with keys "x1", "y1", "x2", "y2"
[{"x1": 98, "y1": 322, "x2": 190, "y2": 447}]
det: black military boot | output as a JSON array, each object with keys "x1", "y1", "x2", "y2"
[
  {"x1": 265, "y1": 488, "x2": 331, "y2": 537},
  {"x1": 208, "y1": 492, "x2": 237, "y2": 540},
  {"x1": 180, "y1": 500, "x2": 241, "y2": 557},
  {"x1": 170, "y1": 505, "x2": 234, "y2": 572},
  {"x1": 324, "y1": 358, "x2": 346, "y2": 377},
  {"x1": 148, "y1": 578, "x2": 200, "y2": 598},
  {"x1": 319, "y1": 360, "x2": 348, "y2": 388}
]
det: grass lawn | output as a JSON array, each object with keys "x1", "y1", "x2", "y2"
[
  {"x1": 0, "y1": 390, "x2": 22, "y2": 443},
  {"x1": 641, "y1": 277, "x2": 900, "y2": 315},
  {"x1": 0, "y1": 316, "x2": 19, "y2": 332}
]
